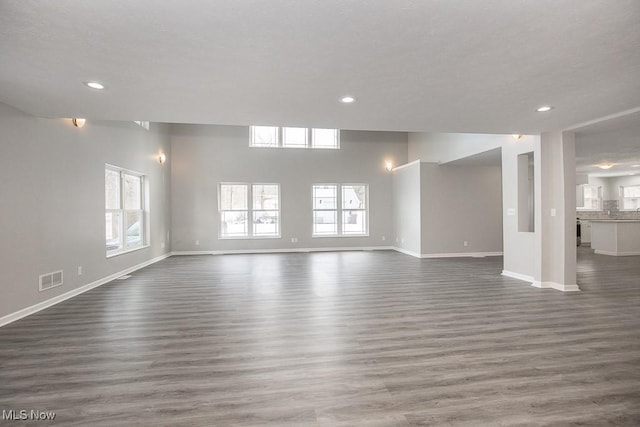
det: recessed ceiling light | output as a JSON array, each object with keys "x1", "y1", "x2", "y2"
[
  {"x1": 339, "y1": 96, "x2": 355, "y2": 103},
  {"x1": 536, "y1": 106, "x2": 553, "y2": 112},
  {"x1": 85, "y1": 81, "x2": 105, "y2": 90},
  {"x1": 512, "y1": 134, "x2": 522, "y2": 140},
  {"x1": 597, "y1": 164, "x2": 614, "y2": 170}
]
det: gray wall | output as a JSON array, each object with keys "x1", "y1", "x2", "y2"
[
  {"x1": 170, "y1": 124, "x2": 407, "y2": 252},
  {"x1": 540, "y1": 131, "x2": 576, "y2": 286},
  {"x1": 392, "y1": 161, "x2": 422, "y2": 255},
  {"x1": 0, "y1": 102, "x2": 172, "y2": 319},
  {"x1": 408, "y1": 132, "x2": 505, "y2": 163},
  {"x1": 420, "y1": 163, "x2": 503, "y2": 255},
  {"x1": 501, "y1": 135, "x2": 541, "y2": 279}
]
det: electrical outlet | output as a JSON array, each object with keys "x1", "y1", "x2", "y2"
[
  {"x1": 195, "y1": 240, "x2": 200, "y2": 246},
  {"x1": 161, "y1": 242, "x2": 165, "y2": 249},
  {"x1": 381, "y1": 236, "x2": 386, "y2": 241},
  {"x1": 464, "y1": 241, "x2": 468, "y2": 247},
  {"x1": 77, "y1": 266, "x2": 82, "y2": 276},
  {"x1": 291, "y1": 237, "x2": 298, "y2": 243}
]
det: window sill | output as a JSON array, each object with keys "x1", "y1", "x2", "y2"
[
  {"x1": 218, "y1": 236, "x2": 282, "y2": 240},
  {"x1": 312, "y1": 234, "x2": 369, "y2": 238},
  {"x1": 106, "y1": 245, "x2": 150, "y2": 258}
]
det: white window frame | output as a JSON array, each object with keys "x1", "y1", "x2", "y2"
[
  {"x1": 620, "y1": 185, "x2": 640, "y2": 211},
  {"x1": 282, "y1": 126, "x2": 308, "y2": 148},
  {"x1": 133, "y1": 121, "x2": 150, "y2": 130},
  {"x1": 312, "y1": 183, "x2": 368, "y2": 237},
  {"x1": 250, "y1": 126, "x2": 279, "y2": 147},
  {"x1": 311, "y1": 128, "x2": 340, "y2": 149},
  {"x1": 219, "y1": 183, "x2": 281, "y2": 239},
  {"x1": 577, "y1": 185, "x2": 602, "y2": 211},
  {"x1": 105, "y1": 165, "x2": 148, "y2": 257},
  {"x1": 249, "y1": 126, "x2": 340, "y2": 149}
]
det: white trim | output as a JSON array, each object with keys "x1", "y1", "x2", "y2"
[
  {"x1": 501, "y1": 270, "x2": 535, "y2": 283},
  {"x1": 536, "y1": 281, "x2": 581, "y2": 292},
  {"x1": 106, "y1": 244, "x2": 150, "y2": 258},
  {"x1": 420, "y1": 252, "x2": 503, "y2": 258},
  {"x1": 170, "y1": 250, "x2": 215, "y2": 256},
  {"x1": 0, "y1": 253, "x2": 171, "y2": 328},
  {"x1": 391, "y1": 159, "x2": 421, "y2": 172},
  {"x1": 594, "y1": 249, "x2": 640, "y2": 256},
  {"x1": 394, "y1": 248, "x2": 503, "y2": 259},
  {"x1": 392, "y1": 246, "x2": 422, "y2": 258},
  {"x1": 503, "y1": 272, "x2": 581, "y2": 292},
  {"x1": 171, "y1": 247, "x2": 394, "y2": 256}
]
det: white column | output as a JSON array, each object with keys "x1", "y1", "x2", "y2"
[{"x1": 536, "y1": 131, "x2": 579, "y2": 291}]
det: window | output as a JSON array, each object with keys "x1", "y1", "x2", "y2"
[
  {"x1": 250, "y1": 126, "x2": 278, "y2": 147},
  {"x1": 133, "y1": 121, "x2": 150, "y2": 130},
  {"x1": 313, "y1": 185, "x2": 338, "y2": 235},
  {"x1": 282, "y1": 127, "x2": 308, "y2": 148},
  {"x1": 313, "y1": 184, "x2": 368, "y2": 236},
  {"x1": 577, "y1": 185, "x2": 602, "y2": 211},
  {"x1": 105, "y1": 166, "x2": 147, "y2": 256},
  {"x1": 219, "y1": 183, "x2": 280, "y2": 238},
  {"x1": 311, "y1": 128, "x2": 339, "y2": 149},
  {"x1": 250, "y1": 126, "x2": 339, "y2": 149},
  {"x1": 621, "y1": 185, "x2": 640, "y2": 210}
]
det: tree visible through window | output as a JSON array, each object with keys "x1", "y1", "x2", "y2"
[
  {"x1": 219, "y1": 183, "x2": 280, "y2": 238},
  {"x1": 313, "y1": 184, "x2": 367, "y2": 236},
  {"x1": 105, "y1": 166, "x2": 146, "y2": 255},
  {"x1": 250, "y1": 126, "x2": 339, "y2": 149}
]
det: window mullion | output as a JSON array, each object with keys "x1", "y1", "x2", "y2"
[{"x1": 337, "y1": 184, "x2": 342, "y2": 235}]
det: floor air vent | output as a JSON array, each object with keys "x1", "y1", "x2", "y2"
[{"x1": 39, "y1": 270, "x2": 63, "y2": 291}]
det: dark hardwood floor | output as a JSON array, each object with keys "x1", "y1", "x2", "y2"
[{"x1": 1, "y1": 247, "x2": 639, "y2": 426}]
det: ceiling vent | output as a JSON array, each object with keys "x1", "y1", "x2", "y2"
[{"x1": 39, "y1": 270, "x2": 63, "y2": 292}]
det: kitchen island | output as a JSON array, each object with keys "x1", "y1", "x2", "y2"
[{"x1": 590, "y1": 219, "x2": 640, "y2": 256}]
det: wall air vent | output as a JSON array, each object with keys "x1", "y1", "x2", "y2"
[{"x1": 39, "y1": 270, "x2": 63, "y2": 292}]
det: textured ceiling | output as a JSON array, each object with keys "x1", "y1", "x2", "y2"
[
  {"x1": 1, "y1": 0, "x2": 639, "y2": 134},
  {"x1": 575, "y1": 110, "x2": 640, "y2": 176}
]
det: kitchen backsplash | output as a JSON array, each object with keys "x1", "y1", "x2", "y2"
[{"x1": 577, "y1": 199, "x2": 640, "y2": 220}]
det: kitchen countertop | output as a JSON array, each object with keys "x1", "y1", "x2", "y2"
[{"x1": 588, "y1": 219, "x2": 640, "y2": 223}]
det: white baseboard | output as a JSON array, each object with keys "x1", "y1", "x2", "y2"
[
  {"x1": 502, "y1": 270, "x2": 535, "y2": 283},
  {"x1": 395, "y1": 248, "x2": 503, "y2": 259},
  {"x1": 537, "y1": 281, "x2": 581, "y2": 292},
  {"x1": 594, "y1": 250, "x2": 640, "y2": 256},
  {"x1": 420, "y1": 251, "x2": 503, "y2": 259},
  {"x1": 0, "y1": 253, "x2": 171, "y2": 328},
  {"x1": 171, "y1": 246, "x2": 395, "y2": 256},
  {"x1": 502, "y1": 271, "x2": 581, "y2": 292},
  {"x1": 392, "y1": 247, "x2": 422, "y2": 258}
]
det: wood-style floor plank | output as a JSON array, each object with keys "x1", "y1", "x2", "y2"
[{"x1": 1, "y1": 247, "x2": 639, "y2": 426}]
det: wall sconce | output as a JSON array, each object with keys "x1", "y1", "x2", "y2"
[
  {"x1": 385, "y1": 160, "x2": 393, "y2": 172},
  {"x1": 72, "y1": 118, "x2": 86, "y2": 128},
  {"x1": 512, "y1": 134, "x2": 522, "y2": 140},
  {"x1": 158, "y1": 153, "x2": 167, "y2": 164}
]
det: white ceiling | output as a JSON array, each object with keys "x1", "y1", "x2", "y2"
[
  {"x1": 1, "y1": 0, "x2": 640, "y2": 133},
  {"x1": 575, "y1": 110, "x2": 640, "y2": 177}
]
